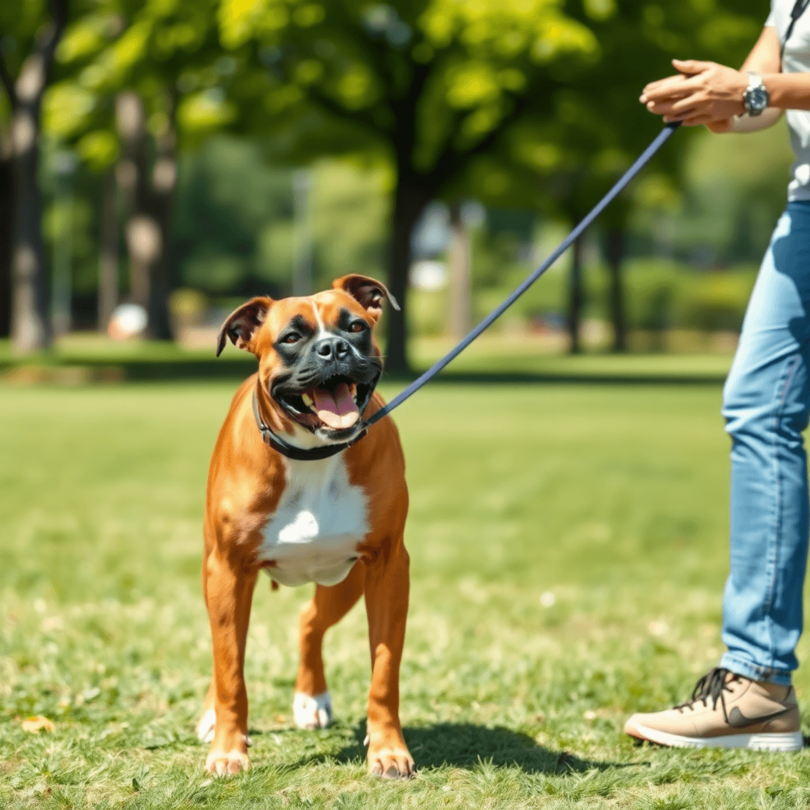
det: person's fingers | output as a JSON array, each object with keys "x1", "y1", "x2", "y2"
[
  {"x1": 662, "y1": 106, "x2": 700, "y2": 123},
  {"x1": 672, "y1": 58, "x2": 715, "y2": 75},
  {"x1": 641, "y1": 75, "x2": 700, "y2": 103},
  {"x1": 641, "y1": 86, "x2": 690, "y2": 106},
  {"x1": 641, "y1": 74, "x2": 687, "y2": 98},
  {"x1": 669, "y1": 95, "x2": 705, "y2": 114},
  {"x1": 644, "y1": 99, "x2": 683, "y2": 115},
  {"x1": 681, "y1": 116, "x2": 716, "y2": 127},
  {"x1": 670, "y1": 112, "x2": 731, "y2": 128}
]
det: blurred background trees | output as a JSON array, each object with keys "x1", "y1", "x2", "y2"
[
  {"x1": 1, "y1": 0, "x2": 69, "y2": 351},
  {"x1": 0, "y1": 0, "x2": 794, "y2": 367}
]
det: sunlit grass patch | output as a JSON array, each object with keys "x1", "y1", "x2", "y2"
[{"x1": 2, "y1": 368, "x2": 810, "y2": 808}]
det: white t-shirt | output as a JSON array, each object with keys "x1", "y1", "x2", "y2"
[{"x1": 766, "y1": 0, "x2": 810, "y2": 200}]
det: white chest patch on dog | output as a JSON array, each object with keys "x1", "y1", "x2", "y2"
[{"x1": 258, "y1": 455, "x2": 368, "y2": 587}]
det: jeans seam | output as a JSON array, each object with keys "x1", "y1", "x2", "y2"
[{"x1": 764, "y1": 354, "x2": 803, "y2": 670}]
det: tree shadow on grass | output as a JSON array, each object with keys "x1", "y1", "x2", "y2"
[{"x1": 291, "y1": 721, "x2": 634, "y2": 775}]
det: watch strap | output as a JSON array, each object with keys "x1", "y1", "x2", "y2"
[{"x1": 743, "y1": 71, "x2": 768, "y2": 116}]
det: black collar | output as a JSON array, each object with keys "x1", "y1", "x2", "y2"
[{"x1": 252, "y1": 388, "x2": 367, "y2": 461}]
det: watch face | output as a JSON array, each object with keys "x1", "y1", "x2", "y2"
[{"x1": 748, "y1": 86, "x2": 769, "y2": 111}]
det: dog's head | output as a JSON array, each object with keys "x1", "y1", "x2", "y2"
[{"x1": 217, "y1": 274, "x2": 398, "y2": 444}]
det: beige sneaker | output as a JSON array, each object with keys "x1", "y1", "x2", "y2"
[{"x1": 624, "y1": 667, "x2": 803, "y2": 751}]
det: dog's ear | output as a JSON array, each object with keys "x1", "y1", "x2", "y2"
[
  {"x1": 216, "y1": 297, "x2": 273, "y2": 357},
  {"x1": 333, "y1": 274, "x2": 400, "y2": 324}
]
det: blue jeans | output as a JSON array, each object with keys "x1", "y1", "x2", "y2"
[{"x1": 720, "y1": 201, "x2": 810, "y2": 686}]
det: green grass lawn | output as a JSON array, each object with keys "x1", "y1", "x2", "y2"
[{"x1": 3, "y1": 358, "x2": 810, "y2": 809}]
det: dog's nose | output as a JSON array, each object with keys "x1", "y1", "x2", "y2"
[{"x1": 315, "y1": 337, "x2": 350, "y2": 361}]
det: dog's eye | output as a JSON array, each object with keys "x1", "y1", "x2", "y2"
[
  {"x1": 281, "y1": 333, "x2": 301, "y2": 345},
  {"x1": 348, "y1": 321, "x2": 366, "y2": 334}
]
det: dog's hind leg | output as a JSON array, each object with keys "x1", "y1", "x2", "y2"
[{"x1": 294, "y1": 561, "x2": 365, "y2": 729}]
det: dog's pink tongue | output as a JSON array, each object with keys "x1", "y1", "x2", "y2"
[{"x1": 311, "y1": 384, "x2": 359, "y2": 430}]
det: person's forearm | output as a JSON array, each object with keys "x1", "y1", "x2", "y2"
[
  {"x1": 761, "y1": 72, "x2": 810, "y2": 111},
  {"x1": 741, "y1": 27, "x2": 781, "y2": 75},
  {"x1": 729, "y1": 107, "x2": 783, "y2": 132},
  {"x1": 723, "y1": 26, "x2": 782, "y2": 133}
]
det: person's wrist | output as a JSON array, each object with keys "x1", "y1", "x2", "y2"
[
  {"x1": 742, "y1": 71, "x2": 770, "y2": 116},
  {"x1": 735, "y1": 71, "x2": 749, "y2": 115}
]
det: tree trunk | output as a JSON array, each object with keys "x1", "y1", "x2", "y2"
[
  {"x1": 5, "y1": 5, "x2": 68, "y2": 353},
  {"x1": 0, "y1": 149, "x2": 13, "y2": 338},
  {"x1": 116, "y1": 90, "x2": 176, "y2": 340},
  {"x1": 50, "y1": 153, "x2": 75, "y2": 338},
  {"x1": 147, "y1": 93, "x2": 177, "y2": 340},
  {"x1": 606, "y1": 227, "x2": 627, "y2": 353},
  {"x1": 97, "y1": 169, "x2": 118, "y2": 332},
  {"x1": 11, "y1": 110, "x2": 52, "y2": 352},
  {"x1": 448, "y1": 201, "x2": 472, "y2": 340},
  {"x1": 384, "y1": 171, "x2": 429, "y2": 374},
  {"x1": 116, "y1": 92, "x2": 150, "y2": 308},
  {"x1": 291, "y1": 169, "x2": 314, "y2": 296},
  {"x1": 567, "y1": 235, "x2": 585, "y2": 355}
]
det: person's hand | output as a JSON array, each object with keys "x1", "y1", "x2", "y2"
[
  {"x1": 640, "y1": 59, "x2": 748, "y2": 127},
  {"x1": 705, "y1": 119, "x2": 735, "y2": 133}
]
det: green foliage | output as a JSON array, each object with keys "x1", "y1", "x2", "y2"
[
  {"x1": 213, "y1": 0, "x2": 607, "y2": 187},
  {"x1": 671, "y1": 268, "x2": 758, "y2": 333},
  {"x1": 422, "y1": 235, "x2": 758, "y2": 337},
  {"x1": 171, "y1": 136, "x2": 390, "y2": 297},
  {"x1": 591, "y1": 262, "x2": 754, "y2": 334},
  {"x1": 172, "y1": 136, "x2": 295, "y2": 295},
  {"x1": 42, "y1": 0, "x2": 235, "y2": 169},
  {"x1": 0, "y1": 0, "x2": 50, "y2": 78},
  {"x1": 308, "y1": 158, "x2": 389, "y2": 283},
  {"x1": 675, "y1": 122, "x2": 794, "y2": 264},
  {"x1": 13, "y1": 0, "x2": 789, "y2": 357},
  {"x1": 434, "y1": 0, "x2": 767, "y2": 218},
  {"x1": 37, "y1": 147, "x2": 110, "y2": 315}
]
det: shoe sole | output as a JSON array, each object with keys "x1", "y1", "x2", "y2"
[{"x1": 627, "y1": 721, "x2": 803, "y2": 752}]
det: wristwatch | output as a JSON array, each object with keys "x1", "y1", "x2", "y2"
[{"x1": 743, "y1": 71, "x2": 770, "y2": 116}]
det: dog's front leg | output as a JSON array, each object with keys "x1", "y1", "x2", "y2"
[
  {"x1": 203, "y1": 548, "x2": 257, "y2": 775},
  {"x1": 363, "y1": 538, "x2": 415, "y2": 778}
]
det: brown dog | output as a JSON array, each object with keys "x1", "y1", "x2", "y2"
[{"x1": 195, "y1": 274, "x2": 414, "y2": 778}]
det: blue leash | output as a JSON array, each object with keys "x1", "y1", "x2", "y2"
[{"x1": 364, "y1": 122, "x2": 681, "y2": 430}]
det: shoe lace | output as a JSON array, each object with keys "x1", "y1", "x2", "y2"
[{"x1": 674, "y1": 667, "x2": 739, "y2": 722}]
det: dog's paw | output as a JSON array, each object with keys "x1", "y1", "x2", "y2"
[
  {"x1": 293, "y1": 691, "x2": 332, "y2": 730},
  {"x1": 196, "y1": 710, "x2": 253, "y2": 747},
  {"x1": 196, "y1": 707, "x2": 216, "y2": 743},
  {"x1": 205, "y1": 748, "x2": 250, "y2": 776},
  {"x1": 368, "y1": 748, "x2": 416, "y2": 779}
]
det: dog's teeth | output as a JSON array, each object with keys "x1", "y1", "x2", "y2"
[{"x1": 301, "y1": 393, "x2": 313, "y2": 408}]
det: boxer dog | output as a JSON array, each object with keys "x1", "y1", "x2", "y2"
[{"x1": 195, "y1": 274, "x2": 414, "y2": 779}]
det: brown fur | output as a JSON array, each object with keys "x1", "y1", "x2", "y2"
[{"x1": 199, "y1": 275, "x2": 414, "y2": 777}]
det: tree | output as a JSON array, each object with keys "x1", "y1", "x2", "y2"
[
  {"x1": 217, "y1": 0, "x2": 605, "y2": 371},
  {"x1": 559, "y1": 0, "x2": 765, "y2": 352},
  {"x1": 0, "y1": 0, "x2": 69, "y2": 352},
  {"x1": 442, "y1": 0, "x2": 765, "y2": 352},
  {"x1": 43, "y1": 0, "x2": 230, "y2": 339},
  {"x1": 0, "y1": 125, "x2": 12, "y2": 339}
]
